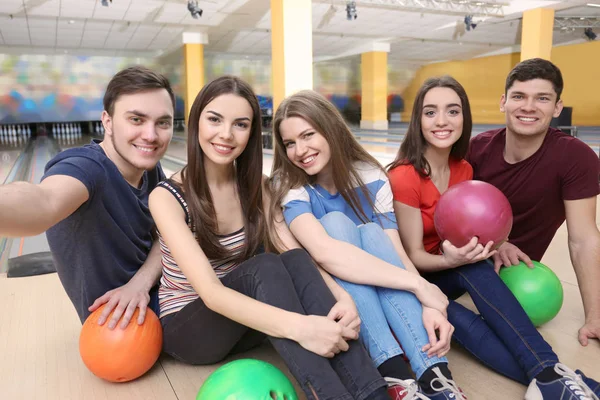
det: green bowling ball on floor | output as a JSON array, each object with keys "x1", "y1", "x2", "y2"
[
  {"x1": 196, "y1": 359, "x2": 299, "y2": 400},
  {"x1": 499, "y1": 260, "x2": 564, "y2": 327}
]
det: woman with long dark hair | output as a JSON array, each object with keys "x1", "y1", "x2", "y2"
[{"x1": 149, "y1": 76, "x2": 393, "y2": 400}]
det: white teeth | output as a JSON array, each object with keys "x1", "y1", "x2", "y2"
[
  {"x1": 301, "y1": 155, "x2": 315, "y2": 164},
  {"x1": 518, "y1": 117, "x2": 536, "y2": 122},
  {"x1": 434, "y1": 131, "x2": 451, "y2": 136},
  {"x1": 135, "y1": 145, "x2": 154, "y2": 153},
  {"x1": 214, "y1": 144, "x2": 232, "y2": 151}
]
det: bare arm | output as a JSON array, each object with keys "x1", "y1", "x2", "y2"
[
  {"x1": 394, "y1": 201, "x2": 495, "y2": 273},
  {"x1": 394, "y1": 201, "x2": 451, "y2": 272},
  {"x1": 565, "y1": 197, "x2": 600, "y2": 345},
  {"x1": 384, "y1": 226, "x2": 423, "y2": 275},
  {"x1": 151, "y1": 186, "x2": 309, "y2": 339},
  {"x1": 89, "y1": 238, "x2": 164, "y2": 329},
  {"x1": 290, "y1": 213, "x2": 423, "y2": 290},
  {"x1": 288, "y1": 213, "x2": 449, "y2": 313},
  {"x1": 130, "y1": 239, "x2": 164, "y2": 294},
  {"x1": 0, "y1": 176, "x2": 88, "y2": 237},
  {"x1": 263, "y1": 179, "x2": 350, "y2": 301}
]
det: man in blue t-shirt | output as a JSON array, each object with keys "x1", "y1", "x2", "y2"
[{"x1": 0, "y1": 66, "x2": 175, "y2": 330}]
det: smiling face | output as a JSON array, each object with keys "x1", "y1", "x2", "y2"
[
  {"x1": 420, "y1": 87, "x2": 464, "y2": 151},
  {"x1": 197, "y1": 93, "x2": 253, "y2": 168},
  {"x1": 501, "y1": 78, "x2": 563, "y2": 138},
  {"x1": 279, "y1": 116, "x2": 332, "y2": 177},
  {"x1": 101, "y1": 89, "x2": 174, "y2": 177}
]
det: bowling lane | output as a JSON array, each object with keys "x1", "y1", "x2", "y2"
[
  {"x1": 6, "y1": 137, "x2": 57, "y2": 262},
  {"x1": 0, "y1": 148, "x2": 27, "y2": 185}
]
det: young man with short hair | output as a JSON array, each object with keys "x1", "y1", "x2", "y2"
[
  {"x1": 0, "y1": 66, "x2": 175, "y2": 330},
  {"x1": 467, "y1": 57, "x2": 600, "y2": 398}
]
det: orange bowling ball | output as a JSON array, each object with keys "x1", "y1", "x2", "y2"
[{"x1": 79, "y1": 304, "x2": 163, "y2": 383}]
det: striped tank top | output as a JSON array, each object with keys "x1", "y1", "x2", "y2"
[{"x1": 156, "y1": 180, "x2": 246, "y2": 319}]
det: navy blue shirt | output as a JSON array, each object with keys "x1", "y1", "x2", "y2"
[{"x1": 42, "y1": 140, "x2": 165, "y2": 323}]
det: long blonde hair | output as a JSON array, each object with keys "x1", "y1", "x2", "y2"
[{"x1": 267, "y1": 90, "x2": 384, "y2": 247}]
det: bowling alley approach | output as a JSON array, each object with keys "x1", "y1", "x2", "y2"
[{"x1": 1, "y1": 1, "x2": 599, "y2": 400}]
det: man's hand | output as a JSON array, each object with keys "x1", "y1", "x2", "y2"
[
  {"x1": 492, "y1": 241, "x2": 533, "y2": 273},
  {"x1": 578, "y1": 319, "x2": 600, "y2": 346},
  {"x1": 88, "y1": 280, "x2": 151, "y2": 330},
  {"x1": 327, "y1": 294, "x2": 361, "y2": 336},
  {"x1": 421, "y1": 307, "x2": 454, "y2": 358}
]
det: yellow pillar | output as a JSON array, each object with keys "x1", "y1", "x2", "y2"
[
  {"x1": 521, "y1": 8, "x2": 554, "y2": 61},
  {"x1": 361, "y1": 44, "x2": 390, "y2": 130},
  {"x1": 270, "y1": 0, "x2": 313, "y2": 113},
  {"x1": 182, "y1": 32, "x2": 208, "y2": 126}
]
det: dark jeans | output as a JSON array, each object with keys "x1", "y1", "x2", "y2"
[
  {"x1": 424, "y1": 260, "x2": 559, "y2": 384},
  {"x1": 161, "y1": 249, "x2": 388, "y2": 400}
]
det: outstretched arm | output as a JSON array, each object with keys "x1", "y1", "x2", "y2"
[
  {"x1": 0, "y1": 176, "x2": 88, "y2": 237},
  {"x1": 565, "y1": 197, "x2": 600, "y2": 346}
]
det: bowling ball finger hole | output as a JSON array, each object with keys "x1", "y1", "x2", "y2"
[{"x1": 269, "y1": 391, "x2": 288, "y2": 400}]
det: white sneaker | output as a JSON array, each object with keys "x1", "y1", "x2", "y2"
[
  {"x1": 429, "y1": 367, "x2": 467, "y2": 399},
  {"x1": 524, "y1": 363, "x2": 599, "y2": 400},
  {"x1": 385, "y1": 377, "x2": 430, "y2": 400}
]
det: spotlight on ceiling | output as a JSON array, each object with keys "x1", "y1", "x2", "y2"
[
  {"x1": 584, "y1": 27, "x2": 597, "y2": 40},
  {"x1": 346, "y1": 1, "x2": 357, "y2": 20},
  {"x1": 464, "y1": 15, "x2": 477, "y2": 31},
  {"x1": 188, "y1": 0, "x2": 203, "y2": 19},
  {"x1": 101, "y1": 0, "x2": 110, "y2": 7}
]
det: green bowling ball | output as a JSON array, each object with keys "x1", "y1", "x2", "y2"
[
  {"x1": 499, "y1": 260, "x2": 564, "y2": 327},
  {"x1": 196, "y1": 359, "x2": 299, "y2": 400}
]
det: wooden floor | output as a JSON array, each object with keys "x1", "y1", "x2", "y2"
[{"x1": 1, "y1": 206, "x2": 599, "y2": 400}]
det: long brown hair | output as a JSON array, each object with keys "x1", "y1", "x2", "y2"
[
  {"x1": 387, "y1": 76, "x2": 472, "y2": 177},
  {"x1": 268, "y1": 90, "x2": 384, "y2": 240},
  {"x1": 181, "y1": 75, "x2": 264, "y2": 262}
]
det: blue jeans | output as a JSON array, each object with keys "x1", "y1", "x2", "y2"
[
  {"x1": 320, "y1": 212, "x2": 447, "y2": 378},
  {"x1": 425, "y1": 260, "x2": 559, "y2": 384}
]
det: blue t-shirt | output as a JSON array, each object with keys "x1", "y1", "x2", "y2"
[
  {"x1": 281, "y1": 162, "x2": 397, "y2": 229},
  {"x1": 42, "y1": 140, "x2": 165, "y2": 323}
]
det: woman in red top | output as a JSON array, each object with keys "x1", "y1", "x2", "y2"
[{"x1": 387, "y1": 76, "x2": 599, "y2": 398}]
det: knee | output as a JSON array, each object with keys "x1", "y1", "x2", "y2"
[
  {"x1": 320, "y1": 211, "x2": 354, "y2": 228},
  {"x1": 241, "y1": 253, "x2": 288, "y2": 282},
  {"x1": 359, "y1": 222, "x2": 387, "y2": 240},
  {"x1": 460, "y1": 259, "x2": 495, "y2": 277},
  {"x1": 280, "y1": 248, "x2": 312, "y2": 263},
  {"x1": 319, "y1": 211, "x2": 358, "y2": 242},
  {"x1": 279, "y1": 249, "x2": 319, "y2": 274}
]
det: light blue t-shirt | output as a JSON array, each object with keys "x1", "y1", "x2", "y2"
[{"x1": 282, "y1": 162, "x2": 397, "y2": 229}]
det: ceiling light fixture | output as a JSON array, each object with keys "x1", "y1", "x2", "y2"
[
  {"x1": 187, "y1": 0, "x2": 203, "y2": 19},
  {"x1": 584, "y1": 27, "x2": 597, "y2": 40},
  {"x1": 346, "y1": 1, "x2": 357, "y2": 20}
]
